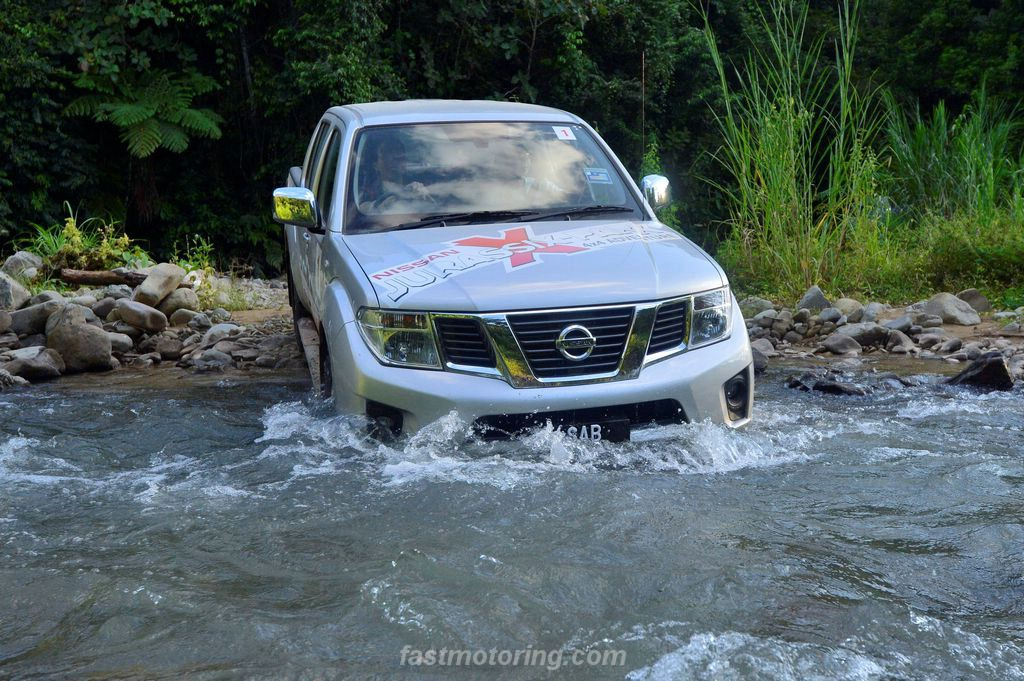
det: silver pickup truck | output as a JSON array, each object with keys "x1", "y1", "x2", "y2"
[{"x1": 274, "y1": 100, "x2": 752, "y2": 441}]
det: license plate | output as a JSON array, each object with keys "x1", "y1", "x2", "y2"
[{"x1": 555, "y1": 418, "x2": 630, "y2": 442}]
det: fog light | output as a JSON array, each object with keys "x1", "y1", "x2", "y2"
[{"x1": 723, "y1": 369, "x2": 750, "y2": 420}]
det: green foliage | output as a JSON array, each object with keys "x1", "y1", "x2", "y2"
[
  {"x1": 67, "y1": 70, "x2": 223, "y2": 158},
  {"x1": 170, "y1": 233, "x2": 216, "y2": 274},
  {"x1": 17, "y1": 203, "x2": 153, "y2": 271}
]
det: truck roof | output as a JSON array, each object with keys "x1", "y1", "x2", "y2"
[{"x1": 331, "y1": 99, "x2": 581, "y2": 127}]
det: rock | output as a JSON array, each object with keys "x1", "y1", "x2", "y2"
[
  {"x1": 813, "y1": 379, "x2": 868, "y2": 396},
  {"x1": 937, "y1": 338, "x2": 963, "y2": 354},
  {"x1": 885, "y1": 330, "x2": 916, "y2": 354},
  {"x1": 0, "y1": 368, "x2": 30, "y2": 390},
  {"x1": 195, "y1": 348, "x2": 233, "y2": 371},
  {"x1": 109, "y1": 322, "x2": 145, "y2": 341},
  {"x1": 230, "y1": 347, "x2": 260, "y2": 361},
  {"x1": 2, "y1": 251, "x2": 43, "y2": 279},
  {"x1": 2, "y1": 348, "x2": 65, "y2": 380},
  {"x1": 796, "y1": 285, "x2": 830, "y2": 312},
  {"x1": 750, "y1": 338, "x2": 777, "y2": 357},
  {"x1": 783, "y1": 330, "x2": 803, "y2": 344},
  {"x1": 0, "y1": 333, "x2": 18, "y2": 350},
  {"x1": 751, "y1": 347, "x2": 768, "y2": 374},
  {"x1": 92, "y1": 297, "x2": 117, "y2": 319},
  {"x1": 107, "y1": 332, "x2": 135, "y2": 354},
  {"x1": 115, "y1": 299, "x2": 168, "y2": 333},
  {"x1": 202, "y1": 323, "x2": 238, "y2": 347},
  {"x1": 45, "y1": 305, "x2": 112, "y2": 373},
  {"x1": 770, "y1": 310, "x2": 794, "y2": 337},
  {"x1": 210, "y1": 307, "x2": 231, "y2": 323},
  {"x1": 754, "y1": 309, "x2": 778, "y2": 327},
  {"x1": 0, "y1": 310, "x2": 9, "y2": 335},
  {"x1": 1002, "y1": 322, "x2": 1022, "y2": 334},
  {"x1": 946, "y1": 352, "x2": 1015, "y2": 391},
  {"x1": 187, "y1": 313, "x2": 212, "y2": 331},
  {"x1": 819, "y1": 307, "x2": 843, "y2": 324},
  {"x1": 739, "y1": 296, "x2": 775, "y2": 318},
  {"x1": 917, "y1": 332, "x2": 953, "y2": 349},
  {"x1": 157, "y1": 288, "x2": 200, "y2": 317},
  {"x1": 833, "y1": 298, "x2": 863, "y2": 319},
  {"x1": 956, "y1": 288, "x2": 991, "y2": 313},
  {"x1": 132, "y1": 263, "x2": 186, "y2": 307},
  {"x1": 138, "y1": 335, "x2": 184, "y2": 361},
  {"x1": 169, "y1": 308, "x2": 201, "y2": 327},
  {"x1": 69, "y1": 295, "x2": 97, "y2": 308},
  {"x1": 28, "y1": 291, "x2": 64, "y2": 306},
  {"x1": 8, "y1": 300, "x2": 64, "y2": 336},
  {"x1": 924, "y1": 292, "x2": 981, "y2": 326},
  {"x1": 834, "y1": 322, "x2": 889, "y2": 347},
  {"x1": 861, "y1": 302, "x2": 887, "y2": 323},
  {"x1": 912, "y1": 312, "x2": 943, "y2": 328},
  {"x1": 0, "y1": 272, "x2": 31, "y2": 310},
  {"x1": 101, "y1": 284, "x2": 133, "y2": 300},
  {"x1": 793, "y1": 308, "x2": 811, "y2": 324},
  {"x1": 823, "y1": 333, "x2": 862, "y2": 355},
  {"x1": 882, "y1": 315, "x2": 913, "y2": 333},
  {"x1": 45, "y1": 304, "x2": 99, "y2": 335},
  {"x1": 17, "y1": 334, "x2": 46, "y2": 349}
]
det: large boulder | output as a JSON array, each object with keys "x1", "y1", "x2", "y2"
[
  {"x1": 115, "y1": 299, "x2": 168, "y2": 333},
  {"x1": 106, "y1": 332, "x2": 135, "y2": 354},
  {"x1": 132, "y1": 263, "x2": 186, "y2": 307},
  {"x1": 885, "y1": 330, "x2": 916, "y2": 354},
  {"x1": 0, "y1": 272, "x2": 30, "y2": 311},
  {"x1": 739, "y1": 296, "x2": 775, "y2": 318},
  {"x1": 2, "y1": 348, "x2": 65, "y2": 381},
  {"x1": 2, "y1": 251, "x2": 43, "y2": 279},
  {"x1": 45, "y1": 304, "x2": 100, "y2": 334},
  {"x1": 202, "y1": 322, "x2": 239, "y2": 347},
  {"x1": 750, "y1": 338, "x2": 777, "y2": 357},
  {"x1": 156, "y1": 287, "x2": 200, "y2": 317},
  {"x1": 833, "y1": 297, "x2": 863, "y2": 319},
  {"x1": 860, "y1": 302, "x2": 887, "y2": 323},
  {"x1": 45, "y1": 305, "x2": 112, "y2": 373},
  {"x1": 924, "y1": 292, "x2": 981, "y2": 326},
  {"x1": 169, "y1": 308, "x2": 201, "y2": 327},
  {"x1": 956, "y1": 288, "x2": 991, "y2": 313},
  {"x1": 946, "y1": 351, "x2": 1015, "y2": 391},
  {"x1": 823, "y1": 333, "x2": 862, "y2": 355},
  {"x1": 796, "y1": 285, "x2": 830, "y2": 312},
  {"x1": 834, "y1": 322, "x2": 890, "y2": 347},
  {"x1": 8, "y1": 300, "x2": 64, "y2": 336}
]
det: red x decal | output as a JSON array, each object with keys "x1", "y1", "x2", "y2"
[{"x1": 453, "y1": 227, "x2": 587, "y2": 267}]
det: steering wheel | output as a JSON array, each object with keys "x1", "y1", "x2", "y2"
[{"x1": 372, "y1": 192, "x2": 398, "y2": 210}]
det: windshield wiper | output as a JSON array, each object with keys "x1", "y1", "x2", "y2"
[
  {"x1": 390, "y1": 210, "x2": 538, "y2": 231},
  {"x1": 519, "y1": 205, "x2": 635, "y2": 222}
]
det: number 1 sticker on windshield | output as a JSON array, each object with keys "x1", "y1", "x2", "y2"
[{"x1": 552, "y1": 126, "x2": 576, "y2": 141}]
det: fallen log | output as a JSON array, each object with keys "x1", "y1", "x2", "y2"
[{"x1": 57, "y1": 269, "x2": 193, "y2": 289}]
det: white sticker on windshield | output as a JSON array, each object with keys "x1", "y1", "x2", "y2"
[
  {"x1": 584, "y1": 167, "x2": 613, "y2": 184},
  {"x1": 552, "y1": 126, "x2": 576, "y2": 141}
]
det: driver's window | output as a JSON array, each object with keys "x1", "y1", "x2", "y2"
[{"x1": 315, "y1": 129, "x2": 342, "y2": 223}]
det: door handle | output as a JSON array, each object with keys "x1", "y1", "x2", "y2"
[{"x1": 302, "y1": 231, "x2": 311, "y2": 241}]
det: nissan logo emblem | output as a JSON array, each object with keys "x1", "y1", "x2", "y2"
[{"x1": 555, "y1": 325, "x2": 596, "y2": 361}]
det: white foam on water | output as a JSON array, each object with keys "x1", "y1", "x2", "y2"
[{"x1": 626, "y1": 631, "x2": 886, "y2": 681}]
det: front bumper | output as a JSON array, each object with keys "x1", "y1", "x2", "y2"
[{"x1": 327, "y1": 304, "x2": 753, "y2": 433}]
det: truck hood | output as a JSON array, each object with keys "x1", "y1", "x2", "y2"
[{"x1": 346, "y1": 220, "x2": 725, "y2": 312}]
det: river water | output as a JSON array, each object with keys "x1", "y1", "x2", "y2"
[{"x1": 1, "y1": 365, "x2": 1022, "y2": 679}]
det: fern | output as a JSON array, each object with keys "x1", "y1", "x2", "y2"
[{"x1": 64, "y1": 69, "x2": 222, "y2": 159}]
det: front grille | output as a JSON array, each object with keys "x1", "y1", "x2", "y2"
[
  {"x1": 507, "y1": 306, "x2": 634, "y2": 379},
  {"x1": 648, "y1": 299, "x2": 688, "y2": 354},
  {"x1": 473, "y1": 399, "x2": 687, "y2": 439},
  {"x1": 434, "y1": 317, "x2": 494, "y2": 368}
]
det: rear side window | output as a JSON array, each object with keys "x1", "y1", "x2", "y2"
[{"x1": 315, "y1": 130, "x2": 342, "y2": 221}]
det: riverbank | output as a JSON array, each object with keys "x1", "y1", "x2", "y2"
[{"x1": 1, "y1": 252, "x2": 1022, "y2": 395}]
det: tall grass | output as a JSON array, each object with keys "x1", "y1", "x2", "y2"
[
  {"x1": 886, "y1": 89, "x2": 1024, "y2": 221},
  {"x1": 700, "y1": 0, "x2": 894, "y2": 299}
]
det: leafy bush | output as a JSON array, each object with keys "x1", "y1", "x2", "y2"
[{"x1": 17, "y1": 203, "x2": 153, "y2": 271}]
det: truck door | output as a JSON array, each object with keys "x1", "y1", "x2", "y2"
[{"x1": 303, "y1": 124, "x2": 343, "y2": 321}]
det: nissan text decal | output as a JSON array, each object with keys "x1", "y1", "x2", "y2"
[{"x1": 370, "y1": 223, "x2": 682, "y2": 301}]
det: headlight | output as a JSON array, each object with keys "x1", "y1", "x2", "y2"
[
  {"x1": 689, "y1": 287, "x2": 732, "y2": 348},
  {"x1": 357, "y1": 309, "x2": 441, "y2": 368}
]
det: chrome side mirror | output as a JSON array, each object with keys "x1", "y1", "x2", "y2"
[
  {"x1": 273, "y1": 187, "x2": 319, "y2": 230},
  {"x1": 641, "y1": 175, "x2": 671, "y2": 210}
]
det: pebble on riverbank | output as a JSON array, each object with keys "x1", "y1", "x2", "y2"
[
  {"x1": 744, "y1": 285, "x2": 1024, "y2": 392},
  {"x1": 0, "y1": 252, "x2": 302, "y2": 389}
]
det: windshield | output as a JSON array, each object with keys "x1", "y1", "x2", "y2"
[{"x1": 344, "y1": 121, "x2": 642, "y2": 233}]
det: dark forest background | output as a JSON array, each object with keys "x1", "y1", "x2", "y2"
[{"x1": 2, "y1": 0, "x2": 1022, "y2": 291}]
